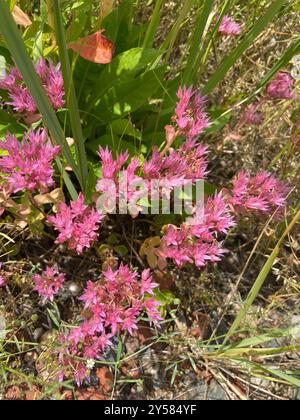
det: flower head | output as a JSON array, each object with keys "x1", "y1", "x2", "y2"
[
  {"x1": 217, "y1": 15, "x2": 241, "y2": 36},
  {"x1": 229, "y1": 171, "x2": 289, "y2": 215},
  {"x1": 0, "y1": 59, "x2": 65, "y2": 121},
  {"x1": 175, "y1": 86, "x2": 209, "y2": 139},
  {"x1": 48, "y1": 193, "x2": 103, "y2": 254},
  {"x1": 161, "y1": 193, "x2": 235, "y2": 269},
  {"x1": 60, "y1": 265, "x2": 161, "y2": 385},
  {"x1": 0, "y1": 128, "x2": 60, "y2": 193},
  {"x1": 33, "y1": 267, "x2": 65, "y2": 302},
  {"x1": 242, "y1": 103, "x2": 263, "y2": 126},
  {"x1": 266, "y1": 72, "x2": 294, "y2": 100}
]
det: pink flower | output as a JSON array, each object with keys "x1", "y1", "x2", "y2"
[
  {"x1": 36, "y1": 59, "x2": 65, "y2": 110},
  {"x1": 217, "y1": 15, "x2": 241, "y2": 36},
  {"x1": 175, "y1": 86, "x2": 209, "y2": 139},
  {"x1": 33, "y1": 267, "x2": 65, "y2": 303},
  {"x1": 48, "y1": 193, "x2": 103, "y2": 254},
  {"x1": 0, "y1": 128, "x2": 60, "y2": 193},
  {"x1": 7, "y1": 85, "x2": 37, "y2": 114},
  {"x1": 143, "y1": 297, "x2": 162, "y2": 322},
  {"x1": 79, "y1": 280, "x2": 99, "y2": 309},
  {"x1": 97, "y1": 147, "x2": 143, "y2": 216},
  {"x1": 266, "y1": 72, "x2": 294, "y2": 100},
  {"x1": 0, "y1": 59, "x2": 65, "y2": 121},
  {"x1": 160, "y1": 193, "x2": 235, "y2": 269},
  {"x1": 143, "y1": 141, "x2": 209, "y2": 193},
  {"x1": 63, "y1": 265, "x2": 161, "y2": 385},
  {"x1": 140, "y1": 269, "x2": 158, "y2": 295},
  {"x1": 242, "y1": 103, "x2": 263, "y2": 126},
  {"x1": 74, "y1": 364, "x2": 88, "y2": 388},
  {"x1": 229, "y1": 171, "x2": 289, "y2": 215}
]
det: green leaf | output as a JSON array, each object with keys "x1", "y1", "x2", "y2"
[
  {"x1": 108, "y1": 119, "x2": 141, "y2": 140},
  {"x1": 101, "y1": 0, "x2": 134, "y2": 52},
  {"x1": 0, "y1": 110, "x2": 25, "y2": 137},
  {"x1": 88, "y1": 47, "x2": 161, "y2": 110},
  {"x1": 114, "y1": 245, "x2": 129, "y2": 257},
  {"x1": 94, "y1": 67, "x2": 166, "y2": 122}
]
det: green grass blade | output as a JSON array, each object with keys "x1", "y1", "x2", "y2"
[
  {"x1": 221, "y1": 208, "x2": 300, "y2": 348},
  {"x1": 164, "y1": 0, "x2": 194, "y2": 64},
  {"x1": 143, "y1": 0, "x2": 164, "y2": 49},
  {"x1": 55, "y1": 159, "x2": 78, "y2": 201},
  {"x1": 196, "y1": 0, "x2": 233, "y2": 83},
  {"x1": 183, "y1": 0, "x2": 214, "y2": 86},
  {"x1": 0, "y1": 0, "x2": 79, "y2": 195},
  {"x1": 236, "y1": 359, "x2": 300, "y2": 388},
  {"x1": 52, "y1": 0, "x2": 88, "y2": 194},
  {"x1": 203, "y1": 0, "x2": 287, "y2": 94}
]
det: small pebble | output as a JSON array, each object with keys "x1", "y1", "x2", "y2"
[
  {"x1": 68, "y1": 282, "x2": 82, "y2": 297},
  {"x1": 33, "y1": 327, "x2": 44, "y2": 342}
]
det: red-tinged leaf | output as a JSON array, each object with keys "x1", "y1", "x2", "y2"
[
  {"x1": 68, "y1": 30, "x2": 114, "y2": 64},
  {"x1": 12, "y1": 6, "x2": 32, "y2": 27}
]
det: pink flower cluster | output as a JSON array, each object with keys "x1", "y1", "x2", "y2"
[
  {"x1": 241, "y1": 71, "x2": 294, "y2": 127},
  {"x1": 33, "y1": 267, "x2": 65, "y2": 303},
  {"x1": 0, "y1": 59, "x2": 64, "y2": 122},
  {"x1": 96, "y1": 146, "x2": 143, "y2": 217},
  {"x1": 174, "y1": 86, "x2": 209, "y2": 139},
  {"x1": 96, "y1": 139, "x2": 209, "y2": 216},
  {"x1": 217, "y1": 15, "x2": 241, "y2": 36},
  {"x1": 143, "y1": 139, "x2": 208, "y2": 184},
  {"x1": 0, "y1": 128, "x2": 60, "y2": 193},
  {"x1": 160, "y1": 169, "x2": 288, "y2": 269},
  {"x1": 59, "y1": 264, "x2": 160, "y2": 386},
  {"x1": 161, "y1": 193, "x2": 235, "y2": 268},
  {"x1": 266, "y1": 72, "x2": 294, "y2": 100},
  {"x1": 242, "y1": 102, "x2": 263, "y2": 126},
  {"x1": 48, "y1": 193, "x2": 103, "y2": 254},
  {"x1": 229, "y1": 171, "x2": 289, "y2": 216}
]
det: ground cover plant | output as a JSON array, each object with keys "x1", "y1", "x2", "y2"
[{"x1": 0, "y1": 0, "x2": 299, "y2": 400}]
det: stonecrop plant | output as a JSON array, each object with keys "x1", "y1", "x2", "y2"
[{"x1": 0, "y1": 0, "x2": 299, "y2": 398}]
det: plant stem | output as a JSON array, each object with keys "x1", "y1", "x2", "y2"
[{"x1": 51, "y1": 0, "x2": 88, "y2": 194}]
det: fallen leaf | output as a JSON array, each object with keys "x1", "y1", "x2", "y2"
[
  {"x1": 4, "y1": 385, "x2": 23, "y2": 400},
  {"x1": 76, "y1": 387, "x2": 108, "y2": 400},
  {"x1": 68, "y1": 30, "x2": 114, "y2": 64},
  {"x1": 34, "y1": 188, "x2": 65, "y2": 207},
  {"x1": 96, "y1": 367, "x2": 113, "y2": 393},
  {"x1": 12, "y1": 6, "x2": 32, "y2": 27},
  {"x1": 140, "y1": 236, "x2": 167, "y2": 270}
]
